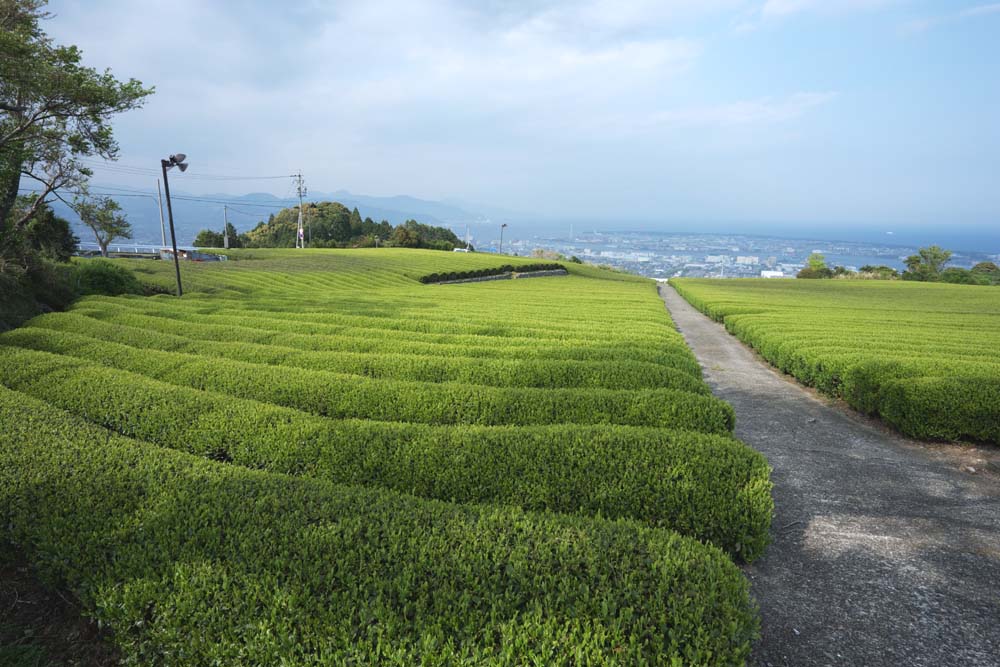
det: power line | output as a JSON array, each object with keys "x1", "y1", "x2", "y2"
[
  {"x1": 18, "y1": 186, "x2": 295, "y2": 210},
  {"x1": 79, "y1": 159, "x2": 294, "y2": 181}
]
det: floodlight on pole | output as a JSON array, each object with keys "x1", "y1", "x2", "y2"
[
  {"x1": 160, "y1": 153, "x2": 189, "y2": 297},
  {"x1": 499, "y1": 223, "x2": 508, "y2": 255}
]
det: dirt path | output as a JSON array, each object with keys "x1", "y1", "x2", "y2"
[{"x1": 659, "y1": 284, "x2": 1000, "y2": 667}]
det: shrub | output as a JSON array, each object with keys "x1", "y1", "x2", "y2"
[
  {"x1": 0, "y1": 344, "x2": 769, "y2": 558},
  {"x1": 0, "y1": 386, "x2": 759, "y2": 665},
  {"x1": 673, "y1": 278, "x2": 1000, "y2": 444},
  {"x1": 796, "y1": 266, "x2": 834, "y2": 279},
  {"x1": 878, "y1": 376, "x2": 1000, "y2": 442},
  {"x1": 74, "y1": 259, "x2": 144, "y2": 296}
]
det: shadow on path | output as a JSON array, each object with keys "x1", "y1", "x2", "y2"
[{"x1": 659, "y1": 284, "x2": 1000, "y2": 667}]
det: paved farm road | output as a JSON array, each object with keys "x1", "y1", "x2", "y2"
[{"x1": 659, "y1": 284, "x2": 1000, "y2": 667}]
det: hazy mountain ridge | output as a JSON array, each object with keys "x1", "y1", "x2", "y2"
[{"x1": 53, "y1": 189, "x2": 504, "y2": 247}]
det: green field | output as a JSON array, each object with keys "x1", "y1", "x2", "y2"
[
  {"x1": 0, "y1": 249, "x2": 771, "y2": 665},
  {"x1": 672, "y1": 278, "x2": 1000, "y2": 443}
]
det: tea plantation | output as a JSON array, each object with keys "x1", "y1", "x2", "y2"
[
  {"x1": 672, "y1": 278, "x2": 1000, "y2": 443},
  {"x1": 1, "y1": 249, "x2": 772, "y2": 665}
]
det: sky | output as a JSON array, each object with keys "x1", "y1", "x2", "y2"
[{"x1": 44, "y1": 0, "x2": 1000, "y2": 234}]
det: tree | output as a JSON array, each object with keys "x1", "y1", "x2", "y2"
[
  {"x1": 194, "y1": 228, "x2": 224, "y2": 248},
  {"x1": 971, "y1": 261, "x2": 1000, "y2": 285},
  {"x1": 0, "y1": 1, "x2": 153, "y2": 238},
  {"x1": 797, "y1": 253, "x2": 833, "y2": 279},
  {"x1": 73, "y1": 193, "x2": 130, "y2": 256},
  {"x1": 195, "y1": 222, "x2": 242, "y2": 249},
  {"x1": 858, "y1": 265, "x2": 899, "y2": 280},
  {"x1": 903, "y1": 245, "x2": 952, "y2": 281},
  {"x1": 349, "y1": 207, "x2": 363, "y2": 235},
  {"x1": 388, "y1": 224, "x2": 419, "y2": 248},
  {"x1": 23, "y1": 198, "x2": 76, "y2": 261},
  {"x1": 807, "y1": 253, "x2": 827, "y2": 271}
]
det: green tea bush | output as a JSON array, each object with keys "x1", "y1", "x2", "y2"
[
  {"x1": 417, "y1": 262, "x2": 566, "y2": 283},
  {"x1": 18, "y1": 315, "x2": 707, "y2": 391},
  {"x1": 0, "y1": 386, "x2": 758, "y2": 665},
  {"x1": 0, "y1": 333, "x2": 732, "y2": 431},
  {"x1": 74, "y1": 258, "x2": 144, "y2": 296},
  {"x1": 673, "y1": 278, "x2": 1000, "y2": 443},
  {"x1": 0, "y1": 347, "x2": 769, "y2": 558}
]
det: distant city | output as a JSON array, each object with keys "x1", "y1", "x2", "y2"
[{"x1": 488, "y1": 232, "x2": 1000, "y2": 280}]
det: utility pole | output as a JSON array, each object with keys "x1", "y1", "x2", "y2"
[
  {"x1": 156, "y1": 179, "x2": 167, "y2": 247},
  {"x1": 160, "y1": 153, "x2": 188, "y2": 297},
  {"x1": 293, "y1": 171, "x2": 307, "y2": 248},
  {"x1": 223, "y1": 205, "x2": 229, "y2": 250}
]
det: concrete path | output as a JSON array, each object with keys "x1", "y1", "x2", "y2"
[{"x1": 659, "y1": 284, "x2": 1000, "y2": 667}]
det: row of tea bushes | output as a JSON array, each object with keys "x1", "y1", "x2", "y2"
[
  {"x1": 0, "y1": 386, "x2": 758, "y2": 665},
  {"x1": 672, "y1": 278, "x2": 1000, "y2": 443},
  {"x1": 418, "y1": 262, "x2": 566, "y2": 283},
  {"x1": 0, "y1": 346, "x2": 769, "y2": 558},
  {"x1": 0, "y1": 331, "x2": 732, "y2": 431},
  {"x1": 23, "y1": 313, "x2": 706, "y2": 390}
]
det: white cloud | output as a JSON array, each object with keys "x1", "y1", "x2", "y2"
[
  {"x1": 648, "y1": 91, "x2": 838, "y2": 128},
  {"x1": 903, "y1": 2, "x2": 1000, "y2": 34},
  {"x1": 961, "y1": 2, "x2": 1000, "y2": 17},
  {"x1": 761, "y1": 0, "x2": 895, "y2": 19}
]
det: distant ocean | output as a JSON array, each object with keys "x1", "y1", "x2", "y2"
[{"x1": 737, "y1": 226, "x2": 1000, "y2": 256}]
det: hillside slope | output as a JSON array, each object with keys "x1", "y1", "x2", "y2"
[{"x1": 1, "y1": 249, "x2": 771, "y2": 664}]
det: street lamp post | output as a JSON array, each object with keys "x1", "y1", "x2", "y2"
[
  {"x1": 499, "y1": 223, "x2": 508, "y2": 255},
  {"x1": 160, "y1": 153, "x2": 188, "y2": 297}
]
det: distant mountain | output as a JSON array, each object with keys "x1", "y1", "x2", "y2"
[{"x1": 50, "y1": 189, "x2": 508, "y2": 247}]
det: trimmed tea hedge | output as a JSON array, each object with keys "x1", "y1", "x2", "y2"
[
  {"x1": 0, "y1": 334, "x2": 733, "y2": 431},
  {"x1": 418, "y1": 262, "x2": 565, "y2": 283},
  {"x1": 672, "y1": 278, "x2": 1000, "y2": 443},
  {"x1": 0, "y1": 347, "x2": 769, "y2": 558},
  {"x1": 20, "y1": 314, "x2": 707, "y2": 390},
  {"x1": 0, "y1": 386, "x2": 759, "y2": 665}
]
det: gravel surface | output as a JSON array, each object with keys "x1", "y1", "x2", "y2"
[{"x1": 660, "y1": 284, "x2": 1000, "y2": 667}]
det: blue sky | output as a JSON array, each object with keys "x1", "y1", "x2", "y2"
[{"x1": 45, "y1": 0, "x2": 1000, "y2": 231}]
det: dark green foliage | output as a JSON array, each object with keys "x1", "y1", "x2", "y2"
[
  {"x1": 23, "y1": 202, "x2": 78, "y2": 261},
  {"x1": 858, "y1": 265, "x2": 899, "y2": 279},
  {"x1": 0, "y1": 386, "x2": 759, "y2": 665},
  {"x1": 903, "y1": 245, "x2": 953, "y2": 281},
  {"x1": 419, "y1": 263, "x2": 565, "y2": 283},
  {"x1": 388, "y1": 219, "x2": 463, "y2": 251},
  {"x1": 72, "y1": 194, "x2": 131, "y2": 257},
  {"x1": 939, "y1": 267, "x2": 992, "y2": 285},
  {"x1": 0, "y1": 259, "x2": 78, "y2": 331},
  {"x1": 0, "y1": 0, "x2": 153, "y2": 235},
  {"x1": 241, "y1": 204, "x2": 460, "y2": 250},
  {"x1": 74, "y1": 259, "x2": 143, "y2": 296},
  {"x1": 796, "y1": 266, "x2": 834, "y2": 279},
  {"x1": 193, "y1": 223, "x2": 241, "y2": 249},
  {"x1": 193, "y1": 228, "x2": 224, "y2": 247}
]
